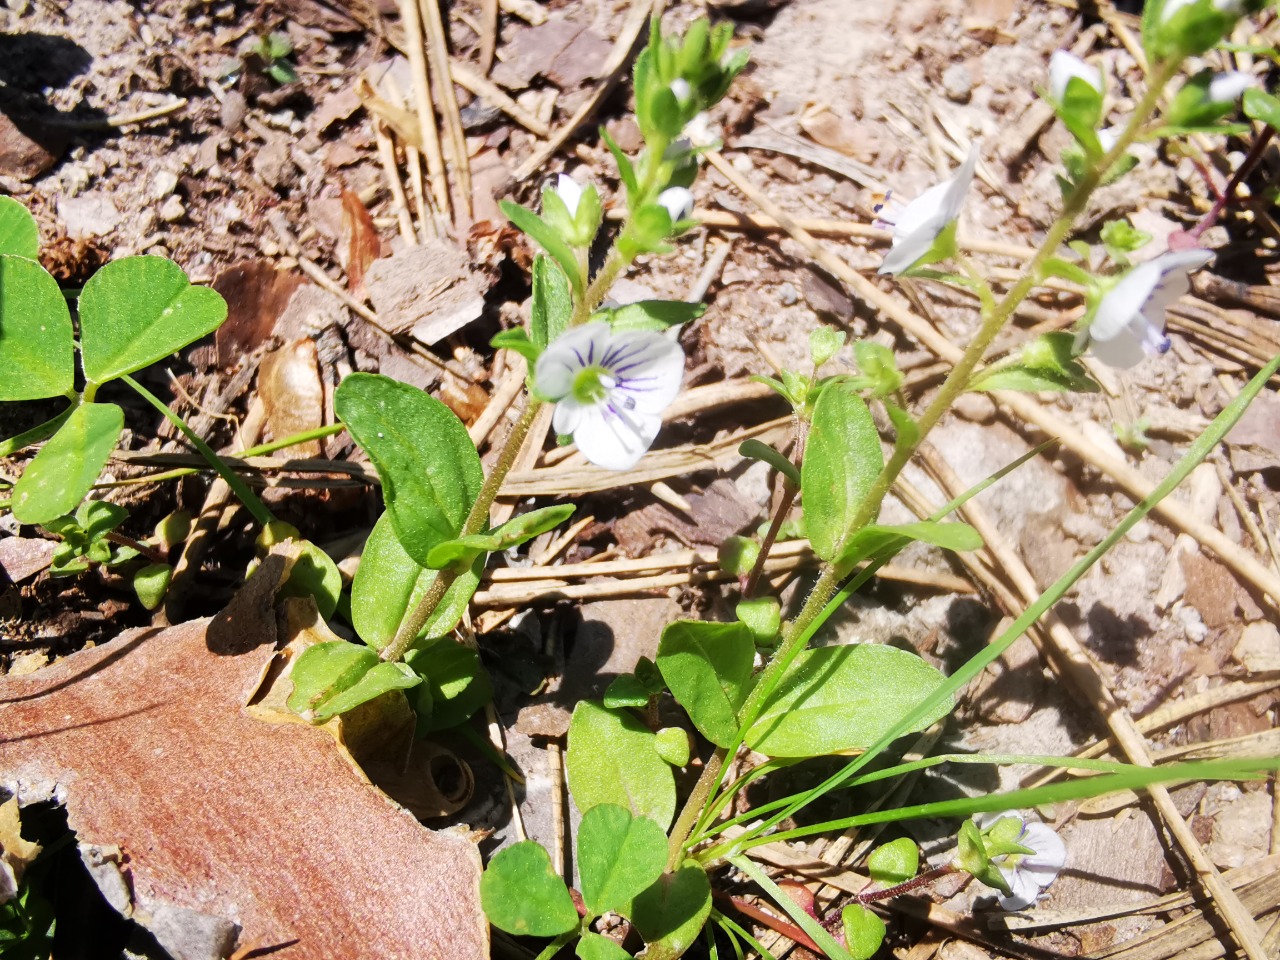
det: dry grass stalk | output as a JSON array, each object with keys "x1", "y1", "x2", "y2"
[
  {"x1": 418, "y1": 0, "x2": 472, "y2": 219},
  {"x1": 397, "y1": 0, "x2": 450, "y2": 218}
]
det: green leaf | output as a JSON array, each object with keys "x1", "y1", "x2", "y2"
[
  {"x1": 746, "y1": 644, "x2": 951, "y2": 757},
  {"x1": 566, "y1": 701, "x2": 676, "y2": 830},
  {"x1": 0, "y1": 254, "x2": 74, "y2": 401},
  {"x1": 972, "y1": 332, "x2": 1098, "y2": 395},
  {"x1": 655, "y1": 727, "x2": 691, "y2": 767},
  {"x1": 717, "y1": 535, "x2": 760, "y2": 577},
  {"x1": 738, "y1": 439, "x2": 799, "y2": 487},
  {"x1": 501, "y1": 201, "x2": 584, "y2": 298},
  {"x1": 577, "y1": 933, "x2": 632, "y2": 960},
  {"x1": 842, "y1": 904, "x2": 886, "y2": 960},
  {"x1": 578, "y1": 804, "x2": 668, "y2": 916},
  {"x1": 286, "y1": 640, "x2": 420, "y2": 722},
  {"x1": 11, "y1": 403, "x2": 124, "y2": 525},
  {"x1": 481, "y1": 841, "x2": 579, "y2": 937},
  {"x1": 277, "y1": 539, "x2": 343, "y2": 620},
  {"x1": 334, "y1": 373, "x2": 483, "y2": 566},
  {"x1": 531, "y1": 253, "x2": 573, "y2": 350},
  {"x1": 600, "y1": 126, "x2": 638, "y2": 199},
  {"x1": 490, "y1": 327, "x2": 540, "y2": 364},
  {"x1": 885, "y1": 402, "x2": 918, "y2": 450},
  {"x1": 1244, "y1": 87, "x2": 1280, "y2": 128},
  {"x1": 75, "y1": 499, "x2": 129, "y2": 540},
  {"x1": 736, "y1": 596, "x2": 781, "y2": 645},
  {"x1": 79, "y1": 256, "x2": 227, "y2": 386},
  {"x1": 656, "y1": 620, "x2": 756, "y2": 748},
  {"x1": 426, "y1": 504, "x2": 574, "y2": 570},
  {"x1": 835, "y1": 520, "x2": 983, "y2": 572},
  {"x1": 1099, "y1": 218, "x2": 1151, "y2": 260},
  {"x1": 626, "y1": 863, "x2": 712, "y2": 960},
  {"x1": 866, "y1": 837, "x2": 919, "y2": 885},
  {"x1": 603, "y1": 300, "x2": 706, "y2": 332},
  {"x1": 603, "y1": 674, "x2": 653, "y2": 709},
  {"x1": 404, "y1": 638, "x2": 492, "y2": 731},
  {"x1": 853, "y1": 340, "x2": 902, "y2": 397},
  {"x1": 133, "y1": 563, "x2": 172, "y2": 611},
  {"x1": 1055, "y1": 76, "x2": 1104, "y2": 152},
  {"x1": 350, "y1": 511, "x2": 481, "y2": 651},
  {"x1": 809, "y1": 326, "x2": 846, "y2": 369},
  {"x1": 801, "y1": 381, "x2": 883, "y2": 562},
  {"x1": 0, "y1": 197, "x2": 38, "y2": 259}
]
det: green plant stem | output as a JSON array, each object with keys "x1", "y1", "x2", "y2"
[
  {"x1": 380, "y1": 397, "x2": 543, "y2": 663},
  {"x1": 121, "y1": 375, "x2": 275, "y2": 527},
  {"x1": 667, "y1": 749, "x2": 725, "y2": 870},
  {"x1": 682, "y1": 62, "x2": 1180, "y2": 860},
  {"x1": 579, "y1": 248, "x2": 630, "y2": 322},
  {"x1": 104, "y1": 530, "x2": 166, "y2": 564},
  {"x1": 532, "y1": 931, "x2": 577, "y2": 960}
]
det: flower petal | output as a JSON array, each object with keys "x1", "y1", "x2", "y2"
[
  {"x1": 603, "y1": 332, "x2": 685, "y2": 415},
  {"x1": 1020, "y1": 822, "x2": 1067, "y2": 875},
  {"x1": 556, "y1": 173, "x2": 583, "y2": 218},
  {"x1": 1049, "y1": 51, "x2": 1102, "y2": 102},
  {"x1": 878, "y1": 150, "x2": 977, "y2": 276},
  {"x1": 1208, "y1": 70, "x2": 1253, "y2": 103},
  {"x1": 553, "y1": 397, "x2": 584, "y2": 435},
  {"x1": 658, "y1": 186, "x2": 695, "y2": 222},
  {"x1": 572, "y1": 403, "x2": 661, "y2": 471},
  {"x1": 1090, "y1": 260, "x2": 1162, "y2": 344},
  {"x1": 534, "y1": 322, "x2": 615, "y2": 399},
  {"x1": 996, "y1": 868, "x2": 1041, "y2": 912}
]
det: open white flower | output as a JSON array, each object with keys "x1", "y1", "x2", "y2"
[
  {"x1": 658, "y1": 186, "x2": 695, "y2": 223},
  {"x1": 1087, "y1": 249, "x2": 1212, "y2": 368},
  {"x1": 1207, "y1": 70, "x2": 1253, "y2": 103},
  {"x1": 535, "y1": 322, "x2": 685, "y2": 470},
  {"x1": 1049, "y1": 50, "x2": 1102, "y2": 102},
  {"x1": 977, "y1": 813, "x2": 1067, "y2": 911},
  {"x1": 553, "y1": 173, "x2": 583, "y2": 217},
  {"x1": 877, "y1": 148, "x2": 979, "y2": 276}
]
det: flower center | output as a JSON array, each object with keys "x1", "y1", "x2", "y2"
[{"x1": 571, "y1": 365, "x2": 616, "y2": 404}]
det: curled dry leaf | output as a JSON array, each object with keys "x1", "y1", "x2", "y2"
[
  {"x1": 340, "y1": 188, "x2": 382, "y2": 299},
  {"x1": 0, "y1": 556, "x2": 487, "y2": 960},
  {"x1": 211, "y1": 260, "x2": 304, "y2": 368},
  {"x1": 259, "y1": 339, "x2": 325, "y2": 458}
]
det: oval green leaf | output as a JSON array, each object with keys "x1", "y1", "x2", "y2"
[
  {"x1": 404, "y1": 638, "x2": 493, "y2": 732},
  {"x1": 576, "y1": 933, "x2": 631, "y2": 960},
  {"x1": 79, "y1": 256, "x2": 228, "y2": 386},
  {"x1": 334, "y1": 374, "x2": 483, "y2": 566},
  {"x1": 626, "y1": 863, "x2": 711, "y2": 960},
  {"x1": 802, "y1": 380, "x2": 883, "y2": 562},
  {"x1": 746, "y1": 644, "x2": 951, "y2": 758},
  {"x1": 843, "y1": 903, "x2": 887, "y2": 960},
  {"x1": 578, "y1": 804, "x2": 668, "y2": 916},
  {"x1": 866, "y1": 837, "x2": 919, "y2": 885},
  {"x1": 834, "y1": 520, "x2": 984, "y2": 573},
  {"x1": 480, "y1": 841, "x2": 578, "y2": 937},
  {"x1": 566, "y1": 701, "x2": 676, "y2": 830},
  {"x1": 277, "y1": 539, "x2": 343, "y2": 620},
  {"x1": 285, "y1": 640, "x2": 420, "y2": 722},
  {"x1": 426, "y1": 503, "x2": 573, "y2": 570},
  {"x1": 11, "y1": 402, "x2": 123, "y2": 525},
  {"x1": 0, "y1": 254, "x2": 74, "y2": 401},
  {"x1": 656, "y1": 620, "x2": 756, "y2": 748},
  {"x1": 0, "y1": 197, "x2": 39, "y2": 259},
  {"x1": 351, "y1": 511, "x2": 482, "y2": 651}
]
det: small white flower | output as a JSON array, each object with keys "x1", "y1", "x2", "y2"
[
  {"x1": 1048, "y1": 50, "x2": 1102, "y2": 103},
  {"x1": 553, "y1": 173, "x2": 583, "y2": 218},
  {"x1": 1207, "y1": 70, "x2": 1254, "y2": 103},
  {"x1": 535, "y1": 322, "x2": 685, "y2": 470},
  {"x1": 670, "y1": 78, "x2": 692, "y2": 103},
  {"x1": 658, "y1": 186, "x2": 695, "y2": 223},
  {"x1": 877, "y1": 148, "x2": 979, "y2": 276},
  {"x1": 1087, "y1": 249, "x2": 1213, "y2": 368},
  {"x1": 977, "y1": 813, "x2": 1067, "y2": 911}
]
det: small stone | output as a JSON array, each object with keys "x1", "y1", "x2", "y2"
[
  {"x1": 777, "y1": 282, "x2": 798, "y2": 306},
  {"x1": 220, "y1": 90, "x2": 247, "y2": 132},
  {"x1": 0, "y1": 111, "x2": 64, "y2": 180},
  {"x1": 151, "y1": 170, "x2": 179, "y2": 199},
  {"x1": 731, "y1": 154, "x2": 754, "y2": 173},
  {"x1": 1232, "y1": 620, "x2": 1280, "y2": 671},
  {"x1": 159, "y1": 195, "x2": 186, "y2": 222},
  {"x1": 942, "y1": 64, "x2": 973, "y2": 104},
  {"x1": 953, "y1": 392, "x2": 996, "y2": 423}
]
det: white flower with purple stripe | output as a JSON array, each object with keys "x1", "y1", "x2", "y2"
[
  {"x1": 1086, "y1": 249, "x2": 1212, "y2": 368},
  {"x1": 535, "y1": 322, "x2": 685, "y2": 470},
  {"x1": 977, "y1": 812, "x2": 1067, "y2": 911},
  {"x1": 877, "y1": 148, "x2": 979, "y2": 276}
]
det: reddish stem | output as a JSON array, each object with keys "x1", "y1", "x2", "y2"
[
  {"x1": 713, "y1": 890, "x2": 824, "y2": 953},
  {"x1": 1186, "y1": 126, "x2": 1275, "y2": 245}
]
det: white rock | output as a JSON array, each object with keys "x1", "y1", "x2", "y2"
[{"x1": 159, "y1": 195, "x2": 186, "y2": 223}]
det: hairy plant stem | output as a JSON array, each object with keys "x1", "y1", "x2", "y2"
[
  {"x1": 674, "y1": 60, "x2": 1180, "y2": 864},
  {"x1": 855, "y1": 864, "x2": 957, "y2": 903},
  {"x1": 380, "y1": 397, "x2": 543, "y2": 663},
  {"x1": 104, "y1": 530, "x2": 166, "y2": 564},
  {"x1": 578, "y1": 248, "x2": 631, "y2": 323},
  {"x1": 667, "y1": 750, "x2": 725, "y2": 870}
]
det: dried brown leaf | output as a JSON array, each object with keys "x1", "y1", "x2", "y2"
[
  {"x1": 212, "y1": 261, "x2": 304, "y2": 368},
  {"x1": 259, "y1": 339, "x2": 325, "y2": 458},
  {"x1": 0, "y1": 567, "x2": 487, "y2": 960}
]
